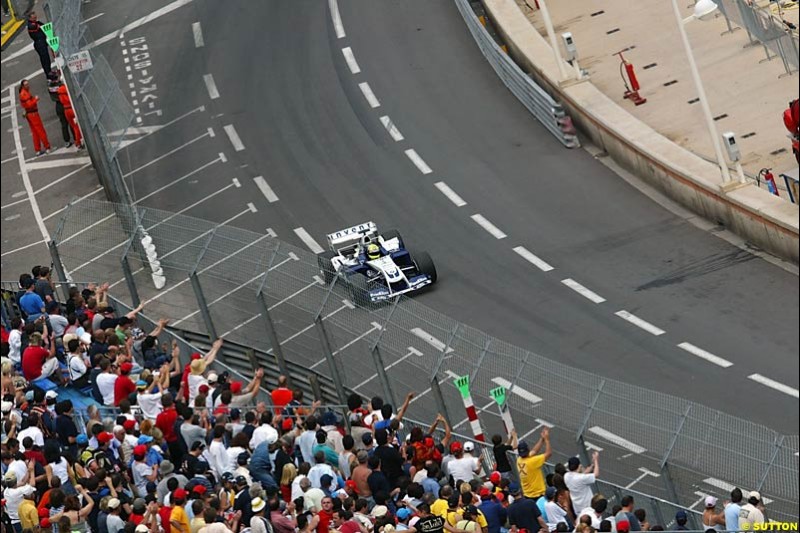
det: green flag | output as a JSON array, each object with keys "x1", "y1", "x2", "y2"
[
  {"x1": 47, "y1": 36, "x2": 60, "y2": 53},
  {"x1": 454, "y1": 375, "x2": 470, "y2": 399},
  {"x1": 41, "y1": 22, "x2": 54, "y2": 39},
  {"x1": 490, "y1": 386, "x2": 507, "y2": 407}
]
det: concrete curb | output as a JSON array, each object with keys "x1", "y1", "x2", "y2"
[{"x1": 479, "y1": 0, "x2": 799, "y2": 264}]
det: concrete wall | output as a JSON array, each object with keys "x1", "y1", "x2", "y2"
[{"x1": 480, "y1": 0, "x2": 799, "y2": 264}]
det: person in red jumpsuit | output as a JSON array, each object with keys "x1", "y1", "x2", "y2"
[
  {"x1": 57, "y1": 83, "x2": 83, "y2": 149},
  {"x1": 19, "y1": 79, "x2": 51, "y2": 156}
]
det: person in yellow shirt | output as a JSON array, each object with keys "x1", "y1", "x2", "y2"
[
  {"x1": 431, "y1": 485, "x2": 453, "y2": 518},
  {"x1": 19, "y1": 490, "x2": 40, "y2": 529},
  {"x1": 516, "y1": 427, "x2": 551, "y2": 500},
  {"x1": 170, "y1": 489, "x2": 191, "y2": 533}
]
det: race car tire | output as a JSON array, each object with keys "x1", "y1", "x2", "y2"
[
  {"x1": 317, "y1": 251, "x2": 338, "y2": 285},
  {"x1": 347, "y1": 273, "x2": 371, "y2": 307},
  {"x1": 381, "y1": 229, "x2": 404, "y2": 249},
  {"x1": 414, "y1": 251, "x2": 437, "y2": 284}
]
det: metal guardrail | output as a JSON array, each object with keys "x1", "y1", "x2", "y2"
[
  {"x1": 713, "y1": 0, "x2": 799, "y2": 76},
  {"x1": 40, "y1": 200, "x2": 800, "y2": 524},
  {"x1": 452, "y1": 0, "x2": 580, "y2": 148}
]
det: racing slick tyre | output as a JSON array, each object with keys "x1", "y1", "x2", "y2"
[
  {"x1": 317, "y1": 250, "x2": 337, "y2": 285},
  {"x1": 347, "y1": 274, "x2": 371, "y2": 307},
  {"x1": 381, "y1": 229, "x2": 404, "y2": 249},
  {"x1": 413, "y1": 251, "x2": 437, "y2": 284}
]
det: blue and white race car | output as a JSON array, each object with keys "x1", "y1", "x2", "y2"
[{"x1": 317, "y1": 221, "x2": 437, "y2": 304}]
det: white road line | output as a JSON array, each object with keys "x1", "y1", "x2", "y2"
[
  {"x1": 266, "y1": 228, "x2": 277, "y2": 237},
  {"x1": 561, "y1": 278, "x2": 606, "y2": 304},
  {"x1": 192, "y1": 22, "x2": 204, "y2": 47},
  {"x1": 123, "y1": 131, "x2": 210, "y2": 178},
  {"x1": 253, "y1": 176, "x2": 279, "y2": 203},
  {"x1": 90, "y1": 0, "x2": 196, "y2": 49},
  {"x1": 8, "y1": 87, "x2": 49, "y2": 245},
  {"x1": 588, "y1": 426, "x2": 647, "y2": 454},
  {"x1": 142, "y1": 233, "x2": 271, "y2": 306},
  {"x1": 404, "y1": 149, "x2": 432, "y2": 175},
  {"x1": 354, "y1": 347, "x2": 423, "y2": 391},
  {"x1": 1, "y1": 198, "x2": 28, "y2": 210},
  {"x1": 491, "y1": 377, "x2": 542, "y2": 405},
  {"x1": 0, "y1": 239, "x2": 47, "y2": 257},
  {"x1": 748, "y1": 374, "x2": 799, "y2": 398},
  {"x1": 42, "y1": 187, "x2": 104, "y2": 221},
  {"x1": 1, "y1": 155, "x2": 19, "y2": 164},
  {"x1": 410, "y1": 327, "x2": 454, "y2": 353},
  {"x1": 270, "y1": 300, "x2": 350, "y2": 349},
  {"x1": 224, "y1": 124, "x2": 245, "y2": 152},
  {"x1": 624, "y1": 467, "x2": 661, "y2": 489},
  {"x1": 82, "y1": 12, "x2": 105, "y2": 23},
  {"x1": 689, "y1": 492, "x2": 709, "y2": 511},
  {"x1": 358, "y1": 82, "x2": 380, "y2": 108},
  {"x1": 341, "y1": 47, "x2": 361, "y2": 74},
  {"x1": 614, "y1": 310, "x2": 665, "y2": 336},
  {"x1": 512, "y1": 246, "x2": 554, "y2": 272},
  {"x1": 379, "y1": 116, "x2": 404, "y2": 141},
  {"x1": 310, "y1": 322, "x2": 383, "y2": 370},
  {"x1": 584, "y1": 441, "x2": 604, "y2": 452},
  {"x1": 247, "y1": 202, "x2": 258, "y2": 213},
  {"x1": 328, "y1": 0, "x2": 346, "y2": 38},
  {"x1": 702, "y1": 478, "x2": 773, "y2": 504},
  {"x1": 519, "y1": 418, "x2": 555, "y2": 440},
  {"x1": 220, "y1": 274, "x2": 318, "y2": 337},
  {"x1": 26, "y1": 157, "x2": 92, "y2": 171},
  {"x1": 434, "y1": 181, "x2": 467, "y2": 207},
  {"x1": 471, "y1": 214, "x2": 507, "y2": 239},
  {"x1": 677, "y1": 342, "x2": 733, "y2": 368},
  {"x1": 293, "y1": 227, "x2": 324, "y2": 254},
  {"x1": 203, "y1": 74, "x2": 219, "y2": 100}
]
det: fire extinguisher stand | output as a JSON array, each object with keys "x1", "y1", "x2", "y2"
[{"x1": 615, "y1": 50, "x2": 647, "y2": 106}]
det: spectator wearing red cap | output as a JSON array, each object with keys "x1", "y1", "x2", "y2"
[
  {"x1": 446, "y1": 441, "x2": 480, "y2": 487},
  {"x1": 132, "y1": 445, "x2": 158, "y2": 497},
  {"x1": 271, "y1": 375, "x2": 293, "y2": 415},
  {"x1": 170, "y1": 489, "x2": 191, "y2": 533},
  {"x1": 114, "y1": 362, "x2": 137, "y2": 406},
  {"x1": 226, "y1": 368, "x2": 264, "y2": 409}
]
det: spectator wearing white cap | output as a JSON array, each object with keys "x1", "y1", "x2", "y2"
[
  {"x1": 106, "y1": 498, "x2": 125, "y2": 533},
  {"x1": 701, "y1": 496, "x2": 725, "y2": 531},
  {"x1": 738, "y1": 491, "x2": 766, "y2": 528}
]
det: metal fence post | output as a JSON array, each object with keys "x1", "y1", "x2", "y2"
[
  {"x1": 429, "y1": 324, "x2": 460, "y2": 427},
  {"x1": 659, "y1": 404, "x2": 692, "y2": 507},
  {"x1": 576, "y1": 379, "x2": 606, "y2": 442},
  {"x1": 255, "y1": 242, "x2": 290, "y2": 382},
  {"x1": 188, "y1": 228, "x2": 219, "y2": 342},
  {"x1": 756, "y1": 434, "x2": 785, "y2": 492},
  {"x1": 308, "y1": 374, "x2": 323, "y2": 402},
  {"x1": 314, "y1": 315, "x2": 347, "y2": 406},
  {"x1": 367, "y1": 296, "x2": 401, "y2": 407},
  {"x1": 48, "y1": 240, "x2": 72, "y2": 301},
  {"x1": 119, "y1": 209, "x2": 145, "y2": 308},
  {"x1": 469, "y1": 339, "x2": 492, "y2": 383}
]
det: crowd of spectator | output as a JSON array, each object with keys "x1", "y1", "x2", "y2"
[{"x1": 1, "y1": 268, "x2": 771, "y2": 533}]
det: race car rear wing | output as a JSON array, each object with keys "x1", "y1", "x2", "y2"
[{"x1": 326, "y1": 221, "x2": 378, "y2": 248}]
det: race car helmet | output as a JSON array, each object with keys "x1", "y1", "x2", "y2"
[{"x1": 367, "y1": 243, "x2": 381, "y2": 260}]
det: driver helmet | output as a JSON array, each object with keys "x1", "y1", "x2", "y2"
[{"x1": 366, "y1": 243, "x2": 381, "y2": 260}]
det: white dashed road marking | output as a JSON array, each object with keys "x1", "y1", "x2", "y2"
[
  {"x1": 410, "y1": 328, "x2": 454, "y2": 354},
  {"x1": 379, "y1": 116, "x2": 404, "y2": 141},
  {"x1": 203, "y1": 74, "x2": 219, "y2": 100},
  {"x1": 561, "y1": 278, "x2": 606, "y2": 304},
  {"x1": 748, "y1": 374, "x2": 799, "y2": 398},
  {"x1": 342, "y1": 47, "x2": 361, "y2": 74},
  {"x1": 677, "y1": 342, "x2": 733, "y2": 368},
  {"x1": 512, "y1": 246, "x2": 554, "y2": 272},
  {"x1": 471, "y1": 214, "x2": 506, "y2": 239},
  {"x1": 404, "y1": 149, "x2": 432, "y2": 174},
  {"x1": 192, "y1": 22, "x2": 204, "y2": 48},
  {"x1": 26, "y1": 157, "x2": 92, "y2": 170},
  {"x1": 224, "y1": 124, "x2": 245, "y2": 152},
  {"x1": 491, "y1": 377, "x2": 542, "y2": 405},
  {"x1": 329, "y1": 0, "x2": 346, "y2": 39},
  {"x1": 588, "y1": 426, "x2": 647, "y2": 454},
  {"x1": 358, "y1": 82, "x2": 380, "y2": 108},
  {"x1": 614, "y1": 310, "x2": 665, "y2": 336},
  {"x1": 294, "y1": 227, "x2": 325, "y2": 254},
  {"x1": 253, "y1": 176, "x2": 279, "y2": 203},
  {"x1": 434, "y1": 182, "x2": 467, "y2": 207}
]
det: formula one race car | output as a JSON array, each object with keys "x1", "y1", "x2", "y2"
[{"x1": 317, "y1": 221, "x2": 437, "y2": 305}]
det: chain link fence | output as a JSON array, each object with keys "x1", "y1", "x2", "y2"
[
  {"x1": 713, "y1": 0, "x2": 799, "y2": 76},
  {"x1": 41, "y1": 199, "x2": 799, "y2": 523}
]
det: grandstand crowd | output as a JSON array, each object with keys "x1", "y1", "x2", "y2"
[{"x1": 1, "y1": 267, "x2": 770, "y2": 533}]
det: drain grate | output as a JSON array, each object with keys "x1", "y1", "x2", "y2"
[
  {"x1": 606, "y1": 28, "x2": 620, "y2": 35},
  {"x1": 663, "y1": 80, "x2": 678, "y2": 87},
  {"x1": 643, "y1": 63, "x2": 658, "y2": 69},
  {"x1": 770, "y1": 148, "x2": 788, "y2": 155},
  {"x1": 713, "y1": 113, "x2": 728, "y2": 121},
  {"x1": 742, "y1": 132, "x2": 757, "y2": 139},
  {"x1": 591, "y1": 10, "x2": 605, "y2": 16},
  {"x1": 687, "y1": 98, "x2": 699, "y2": 104}
]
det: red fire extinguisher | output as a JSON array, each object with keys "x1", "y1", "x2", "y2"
[
  {"x1": 758, "y1": 168, "x2": 779, "y2": 196},
  {"x1": 615, "y1": 50, "x2": 646, "y2": 106}
]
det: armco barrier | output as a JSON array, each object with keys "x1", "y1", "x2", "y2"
[
  {"x1": 474, "y1": 0, "x2": 799, "y2": 265},
  {"x1": 452, "y1": 0, "x2": 579, "y2": 148}
]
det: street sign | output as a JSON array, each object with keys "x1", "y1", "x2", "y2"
[
  {"x1": 41, "y1": 22, "x2": 53, "y2": 39},
  {"x1": 47, "y1": 36, "x2": 60, "y2": 53},
  {"x1": 67, "y1": 51, "x2": 94, "y2": 73}
]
